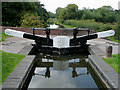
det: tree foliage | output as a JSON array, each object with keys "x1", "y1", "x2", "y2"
[
  {"x1": 2, "y1": 2, "x2": 49, "y2": 27},
  {"x1": 21, "y1": 13, "x2": 46, "y2": 28},
  {"x1": 55, "y1": 4, "x2": 78, "y2": 23},
  {"x1": 94, "y1": 6, "x2": 117, "y2": 23},
  {"x1": 55, "y1": 4, "x2": 117, "y2": 24},
  {"x1": 2, "y1": 2, "x2": 26, "y2": 26},
  {"x1": 35, "y1": 2, "x2": 49, "y2": 21},
  {"x1": 48, "y1": 11, "x2": 55, "y2": 18},
  {"x1": 65, "y1": 4, "x2": 78, "y2": 19},
  {"x1": 115, "y1": 10, "x2": 120, "y2": 40}
]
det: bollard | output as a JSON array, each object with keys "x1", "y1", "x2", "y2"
[{"x1": 106, "y1": 46, "x2": 112, "y2": 57}]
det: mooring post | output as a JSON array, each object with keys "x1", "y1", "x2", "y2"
[{"x1": 106, "y1": 42, "x2": 113, "y2": 57}]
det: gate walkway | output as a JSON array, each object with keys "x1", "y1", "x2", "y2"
[{"x1": 0, "y1": 37, "x2": 119, "y2": 54}]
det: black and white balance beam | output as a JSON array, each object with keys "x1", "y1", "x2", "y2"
[{"x1": 5, "y1": 29, "x2": 115, "y2": 48}]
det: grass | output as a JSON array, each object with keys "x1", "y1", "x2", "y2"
[
  {"x1": 103, "y1": 53, "x2": 120, "y2": 74},
  {"x1": 0, "y1": 33, "x2": 11, "y2": 42},
  {"x1": 55, "y1": 22, "x2": 74, "y2": 28},
  {"x1": 63, "y1": 24, "x2": 75, "y2": 28},
  {"x1": 108, "y1": 36, "x2": 120, "y2": 43},
  {"x1": 0, "y1": 50, "x2": 25, "y2": 85}
]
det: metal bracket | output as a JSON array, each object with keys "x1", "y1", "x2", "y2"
[
  {"x1": 45, "y1": 28, "x2": 50, "y2": 45},
  {"x1": 73, "y1": 27, "x2": 78, "y2": 39}
]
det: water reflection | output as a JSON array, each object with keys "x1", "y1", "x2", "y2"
[
  {"x1": 53, "y1": 60, "x2": 69, "y2": 71},
  {"x1": 28, "y1": 54, "x2": 98, "y2": 88}
]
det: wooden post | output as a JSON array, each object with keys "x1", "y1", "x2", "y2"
[{"x1": 106, "y1": 46, "x2": 112, "y2": 57}]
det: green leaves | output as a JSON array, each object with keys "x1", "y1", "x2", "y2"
[
  {"x1": 94, "y1": 6, "x2": 117, "y2": 23},
  {"x1": 55, "y1": 5, "x2": 117, "y2": 24},
  {"x1": 2, "y1": 2, "x2": 49, "y2": 27},
  {"x1": 20, "y1": 13, "x2": 46, "y2": 28},
  {"x1": 56, "y1": 4, "x2": 79, "y2": 22}
]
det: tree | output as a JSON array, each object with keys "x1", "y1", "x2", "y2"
[
  {"x1": 2, "y1": 2, "x2": 26, "y2": 26},
  {"x1": 55, "y1": 7, "x2": 63, "y2": 18},
  {"x1": 21, "y1": 13, "x2": 46, "y2": 28},
  {"x1": 55, "y1": 4, "x2": 78, "y2": 22},
  {"x1": 75, "y1": 10, "x2": 84, "y2": 20},
  {"x1": 81, "y1": 9, "x2": 95, "y2": 20},
  {"x1": 66, "y1": 4, "x2": 78, "y2": 11},
  {"x1": 65, "y1": 4, "x2": 78, "y2": 19},
  {"x1": 2, "y1": 2, "x2": 49, "y2": 27},
  {"x1": 58, "y1": 8, "x2": 67, "y2": 23},
  {"x1": 115, "y1": 10, "x2": 120, "y2": 40},
  {"x1": 35, "y1": 2, "x2": 49, "y2": 22},
  {"x1": 48, "y1": 11, "x2": 55, "y2": 18},
  {"x1": 94, "y1": 6, "x2": 117, "y2": 23},
  {"x1": 55, "y1": 5, "x2": 117, "y2": 24}
]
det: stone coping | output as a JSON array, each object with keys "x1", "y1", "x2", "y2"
[{"x1": 18, "y1": 45, "x2": 33, "y2": 55}]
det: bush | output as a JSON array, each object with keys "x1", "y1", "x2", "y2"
[
  {"x1": 64, "y1": 19, "x2": 116, "y2": 32},
  {"x1": 20, "y1": 13, "x2": 47, "y2": 28}
]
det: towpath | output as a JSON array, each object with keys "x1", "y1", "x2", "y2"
[
  {"x1": 0, "y1": 37, "x2": 35, "y2": 54},
  {"x1": 87, "y1": 38, "x2": 119, "y2": 55}
]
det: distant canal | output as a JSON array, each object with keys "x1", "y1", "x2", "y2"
[{"x1": 28, "y1": 52, "x2": 105, "y2": 88}]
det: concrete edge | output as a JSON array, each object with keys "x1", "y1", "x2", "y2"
[
  {"x1": 18, "y1": 45, "x2": 33, "y2": 55},
  {"x1": 88, "y1": 45, "x2": 106, "y2": 56},
  {"x1": 18, "y1": 55, "x2": 35, "y2": 89},
  {"x1": 88, "y1": 45, "x2": 119, "y2": 88}
]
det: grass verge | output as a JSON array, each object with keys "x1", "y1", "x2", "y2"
[
  {"x1": 108, "y1": 37, "x2": 120, "y2": 43},
  {"x1": 0, "y1": 50, "x2": 25, "y2": 85},
  {"x1": 63, "y1": 24, "x2": 74, "y2": 28},
  {"x1": 0, "y1": 33, "x2": 11, "y2": 42},
  {"x1": 103, "y1": 53, "x2": 120, "y2": 74}
]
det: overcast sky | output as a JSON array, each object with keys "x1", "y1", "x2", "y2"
[{"x1": 39, "y1": 0, "x2": 119, "y2": 13}]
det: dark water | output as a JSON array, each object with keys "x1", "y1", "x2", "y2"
[{"x1": 28, "y1": 53, "x2": 104, "y2": 88}]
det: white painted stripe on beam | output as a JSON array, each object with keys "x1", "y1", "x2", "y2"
[
  {"x1": 5, "y1": 29, "x2": 25, "y2": 38},
  {"x1": 97, "y1": 30, "x2": 115, "y2": 38}
]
